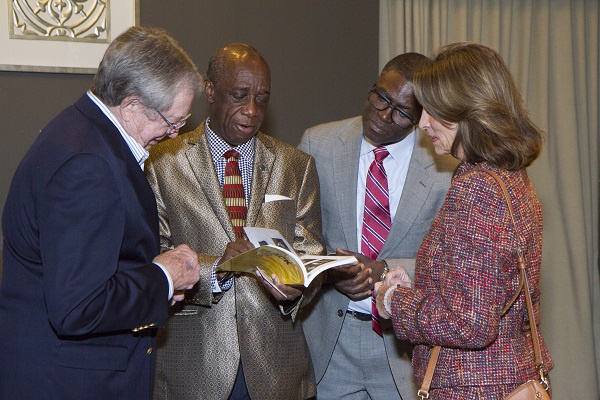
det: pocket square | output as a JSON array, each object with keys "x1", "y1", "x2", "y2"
[{"x1": 264, "y1": 194, "x2": 292, "y2": 203}]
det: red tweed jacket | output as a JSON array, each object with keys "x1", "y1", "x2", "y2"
[{"x1": 391, "y1": 162, "x2": 553, "y2": 390}]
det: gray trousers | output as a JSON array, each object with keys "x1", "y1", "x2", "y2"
[{"x1": 316, "y1": 313, "x2": 404, "y2": 400}]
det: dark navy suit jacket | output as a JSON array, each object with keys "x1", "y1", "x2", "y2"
[{"x1": 0, "y1": 94, "x2": 168, "y2": 399}]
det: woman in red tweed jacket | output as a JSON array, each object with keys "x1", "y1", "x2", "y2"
[{"x1": 375, "y1": 42, "x2": 553, "y2": 399}]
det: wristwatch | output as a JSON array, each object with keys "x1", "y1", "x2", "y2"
[{"x1": 379, "y1": 260, "x2": 389, "y2": 282}]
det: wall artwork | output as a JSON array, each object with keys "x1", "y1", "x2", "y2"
[{"x1": 0, "y1": 0, "x2": 138, "y2": 74}]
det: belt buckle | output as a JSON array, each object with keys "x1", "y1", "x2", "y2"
[{"x1": 347, "y1": 310, "x2": 371, "y2": 322}]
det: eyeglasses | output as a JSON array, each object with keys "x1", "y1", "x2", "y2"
[
  {"x1": 368, "y1": 86, "x2": 416, "y2": 128},
  {"x1": 155, "y1": 109, "x2": 192, "y2": 131}
]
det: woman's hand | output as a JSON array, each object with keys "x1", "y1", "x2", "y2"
[
  {"x1": 374, "y1": 266, "x2": 413, "y2": 319},
  {"x1": 384, "y1": 266, "x2": 413, "y2": 288}
]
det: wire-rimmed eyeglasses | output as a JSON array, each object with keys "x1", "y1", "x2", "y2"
[
  {"x1": 368, "y1": 86, "x2": 416, "y2": 128},
  {"x1": 155, "y1": 109, "x2": 192, "y2": 131}
]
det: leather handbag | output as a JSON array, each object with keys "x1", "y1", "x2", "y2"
[
  {"x1": 417, "y1": 169, "x2": 550, "y2": 400},
  {"x1": 503, "y1": 379, "x2": 549, "y2": 400}
]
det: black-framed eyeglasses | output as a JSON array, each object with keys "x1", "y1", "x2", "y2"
[
  {"x1": 155, "y1": 109, "x2": 192, "y2": 131},
  {"x1": 368, "y1": 86, "x2": 416, "y2": 128}
]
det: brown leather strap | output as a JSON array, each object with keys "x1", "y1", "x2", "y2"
[
  {"x1": 519, "y1": 250, "x2": 544, "y2": 368},
  {"x1": 482, "y1": 169, "x2": 544, "y2": 371},
  {"x1": 418, "y1": 346, "x2": 440, "y2": 399},
  {"x1": 418, "y1": 168, "x2": 546, "y2": 397}
]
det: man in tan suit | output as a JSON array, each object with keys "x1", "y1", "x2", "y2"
[{"x1": 146, "y1": 43, "x2": 324, "y2": 400}]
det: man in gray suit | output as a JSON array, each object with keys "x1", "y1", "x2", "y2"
[{"x1": 298, "y1": 53, "x2": 457, "y2": 399}]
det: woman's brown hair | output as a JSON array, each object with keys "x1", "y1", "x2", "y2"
[{"x1": 414, "y1": 42, "x2": 543, "y2": 170}]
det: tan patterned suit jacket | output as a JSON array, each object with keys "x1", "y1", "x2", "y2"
[{"x1": 145, "y1": 121, "x2": 324, "y2": 400}]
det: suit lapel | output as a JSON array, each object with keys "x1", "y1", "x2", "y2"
[
  {"x1": 74, "y1": 95, "x2": 158, "y2": 234},
  {"x1": 380, "y1": 138, "x2": 434, "y2": 258},
  {"x1": 334, "y1": 120, "x2": 363, "y2": 252},
  {"x1": 246, "y1": 133, "x2": 275, "y2": 228},
  {"x1": 185, "y1": 125, "x2": 237, "y2": 242}
]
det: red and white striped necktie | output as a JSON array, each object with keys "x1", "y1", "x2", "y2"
[{"x1": 361, "y1": 146, "x2": 391, "y2": 336}]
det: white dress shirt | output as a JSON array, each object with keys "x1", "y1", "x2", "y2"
[
  {"x1": 87, "y1": 91, "x2": 174, "y2": 299},
  {"x1": 348, "y1": 131, "x2": 416, "y2": 314}
]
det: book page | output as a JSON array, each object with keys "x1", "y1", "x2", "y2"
[
  {"x1": 234, "y1": 227, "x2": 356, "y2": 287},
  {"x1": 216, "y1": 245, "x2": 306, "y2": 285},
  {"x1": 244, "y1": 227, "x2": 296, "y2": 254},
  {"x1": 300, "y1": 254, "x2": 357, "y2": 286},
  {"x1": 256, "y1": 268, "x2": 288, "y2": 298}
]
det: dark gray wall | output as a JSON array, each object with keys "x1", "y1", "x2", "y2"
[{"x1": 0, "y1": 1, "x2": 379, "y2": 247}]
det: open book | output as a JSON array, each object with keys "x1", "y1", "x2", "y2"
[{"x1": 216, "y1": 227, "x2": 357, "y2": 288}]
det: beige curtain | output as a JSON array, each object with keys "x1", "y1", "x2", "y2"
[{"x1": 379, "y1": 1, "x2": 599, "y2": 399}]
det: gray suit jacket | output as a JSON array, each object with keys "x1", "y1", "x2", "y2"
[
  {"x1": 146, "y1": 121, "x2": 324, "y2": 400},
  {"x1": 298, "y1": 116, "x2": 456, "y2": 398}
]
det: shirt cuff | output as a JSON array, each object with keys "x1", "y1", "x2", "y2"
[
  {"x1": 211, "y1": 259, "x2": 234, "y2": 293},
  {"x1": 384, "y1": 285, "x2": 398, "y2": 316},
  {"x1": 153, "y1": 261, "x2": 174, "y2": 300}
]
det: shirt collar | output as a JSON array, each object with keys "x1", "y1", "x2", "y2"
[
  {"x1": 360, "y1": 128, "x2": 417, "y2": 161},
  {"x1": 204, "y1": 118, "x2": 256, "y2": 159},
  {"x1": 86, "y1": 91, "x2": 149, "y2": 169}
]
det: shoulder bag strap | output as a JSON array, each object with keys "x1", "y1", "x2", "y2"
[{"x1": 417, "y1": 168, "x2": 547, "y2": 399}]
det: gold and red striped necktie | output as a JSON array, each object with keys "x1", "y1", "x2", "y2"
[{"x1": 223, "y1": 149, "x2": 247, "y2": 239}]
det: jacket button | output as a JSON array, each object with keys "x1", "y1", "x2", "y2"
[
  {"x1": 146, "y1": 347, "x2": 153, "y2": 355},
  {"x1": 337, "y1": 309, "x2": 344, "y2": 317}
]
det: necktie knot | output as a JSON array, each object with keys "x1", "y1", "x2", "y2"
[
  {"x1": 224, "y1": 149, "x2": 240, "y2": 160},
  {"x1": 373, "y1": 146, "x2": 389, "y2": 164}
]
